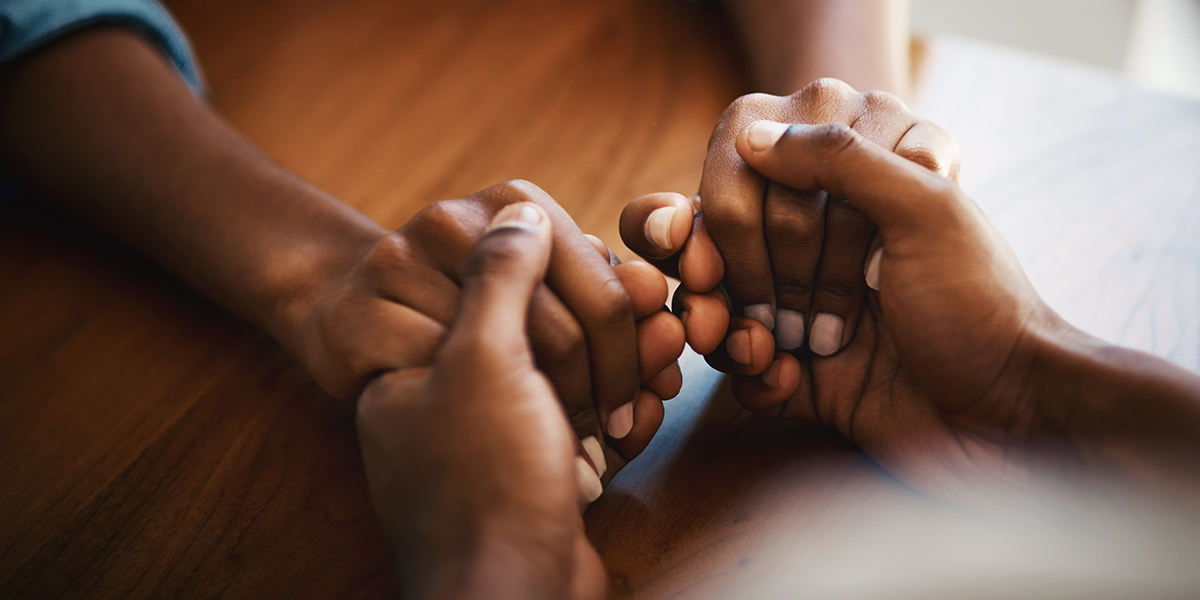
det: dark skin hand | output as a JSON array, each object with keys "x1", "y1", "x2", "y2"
[
  {"x1": 358, "y1": 203, "x2": 605, "y2": 600},
  {"x1": 0, "y1": 28, "x2": 683, "y2": 491},
  {"x1": 621, "y1": 79, "x2": 958, "y2": 373},
  {"x1": 674, "y1": 119, "x2": 1200, "y2": 498}
]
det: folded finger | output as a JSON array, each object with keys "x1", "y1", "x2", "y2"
[
  {"x1": 644, "y1": 361, "x2": 682, "y2": 400},
  {"x1": 703, "y1": 316, "x2": 776, "y2": 375},
  {"x1": 764, "y1": 183, "x2": 825, "y2": 352},
  {"x1": 619, "y1": 192, "x2": 695, "y2": 262},
  {"x1": 671, "y1": 286, "x2": 729, "y2": 355},
  {"x1": 807, "y1": 196, "x2": 876, "y2": 356}
]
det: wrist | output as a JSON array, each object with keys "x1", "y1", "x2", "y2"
[
  {"x1": 1023, "y1": 320, "x2": 1200, "y2": 481},
  {"x1": 249, "y1": 183, "x2": 386, "y2": 356}
]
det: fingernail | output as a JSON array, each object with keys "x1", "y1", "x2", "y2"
[
  {"x1": 727, "y1": 328, "x2": 753, "y2": 365},
  {"x1": 575, "y1": 456, "x2": 603, "y2": 503},
  {"x1": 809, "y1": 313, "x2": 844, "y2": 356},
  {"x1": 865, "y1": 248, "x2": 882, "y2": 291},
  {"x1": 761, "y1": 358, "x2": 783, "y2": 389},
  {"x1": 489, "y1": 202, "x2": 542, "y2": 231},
  {"x1": 645, "y1": 206, "x2": 676, "y2": 250},
  {"x1": 581, "y1": 436, "x2": 606, "y2": 477},
  {"x1": 746, "y1": 120, "x2": 791, "y2": 152},
  {"x1": 744, "y1": 304, "x2": 775, "y2": 331},
  {"x1": 607, "y1": 401, "x2": 634, "y2": 439},
  {"x1": 775, "y1": 309, "x2": 806, "y2": 350}
]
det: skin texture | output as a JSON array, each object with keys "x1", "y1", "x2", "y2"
[
  {"x1": 636, "y1": 119, "x2": 1200, "y2": 499},
  {"x1": 0, "y1": 29, "x2": 682, "y2": 482},
  {"x1": 357, "y1": 204, "x2": 605, "y2": 600},
  {"x1": 621, "y1": 79, "x2": 959, "y2": 370}
]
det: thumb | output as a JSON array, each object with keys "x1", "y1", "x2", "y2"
[
  {"x1": 618, "y1": 192, "x2": 694, "y2": 261},
  {"x1": 735, "y1": 120, "x2": 964, "y2": 236},
  {"x1": 445, "y1": 202, "x2": 552, "y2": 361}
]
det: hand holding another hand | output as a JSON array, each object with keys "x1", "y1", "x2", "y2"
[
  {"x1": 691, "y1": 119, "x2": 1200, "y2": 498},
  {"x1": 621, "y1": 79, "x2": 959, "y2": 371},
  {"x1": 357, "y1": 203, "x2": 606, "y2": 600},
  {"x1": 292, "y1": 180, "x2": 684, "y2": 488}
]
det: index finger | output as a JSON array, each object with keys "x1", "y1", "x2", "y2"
[{"x1": 700, "y1": 93, "x2": 803, "y2": 330}]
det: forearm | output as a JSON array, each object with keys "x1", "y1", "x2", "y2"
[
  {"x1": 724, "y1": 0, "x2": 910, "y2": 96},
  {"x1": 0, "y1": 27, "x2": 385, "y2": 351},
  {"x1": 1031, "y1": 325, "x2": 1200, "y2": 483}
]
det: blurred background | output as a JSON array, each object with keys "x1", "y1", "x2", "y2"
[{"x1": 913, "y1": 0, "x2": 1200, "y2": 100}]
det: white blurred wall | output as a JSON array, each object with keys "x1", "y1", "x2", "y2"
[{"x1": 912, "y1": 0, "x2": 1200, "y2": 100}]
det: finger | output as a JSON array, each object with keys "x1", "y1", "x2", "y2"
[
  {"x1": 847, "y1": 89, "x2": 920, "y2": 151},
  {"x1": 445, "y1": 202, "x2": 551, "y2": 362},
  {"x1": 618, "y1": 192, "x2": 695, "y2": 261},
  {"x1": 576, "y1": 437, "x2": 605, "y2": 504},
  {"x1": 635, "y1": 311, "x2": 685, "y2": 382},
  {"x1": 865, "y1": 235, "x2": 883, "y2": 291},
  {"x1": 541, "y1": 226, "x2": 641, "y2": 440},
  {"x1": 700, "y1": 146, "x2": 776, "y2": 328},
  {"x1": 312, "y1": 300, "x2": 447, "y2": 401},
  {"x1": 584, "y1": 234, "x2": 612, "y2": 263},
  {"x1": 613, "y1": 261, "x2": 669, "y2": 319},
  {"x1": 763, "y1": 183, "x2": 825, "y2": 351},
  {"x1": 372, "y1": 237, "x2": 463, "y2": 327},
  {"x1": 807, "y1": 196, "x2": 876, "y2": 356},
  {"x1": 894, "y1": 118, "x2": 961, "y2": 181},
  {"x1": 477, "y1": 182, "x2": 641, "y2": 442},
  {"x1": 527, "y1": 287, "x2": 603, "y2": 444},
  {"x1": 607, "y1": 388, "x2": 664, "y2": 461},
  {"x1": 736, "y1": 121, "x2": 963, "y2": 237},
  {"x1": 677, "y1": 211, "x2": 724, "y2": 293},
  {"x1": 730, "y1": 352, "x2": 804, "y2": 416},
  {"x1": 644, "y1": 361, "x2": 682, "y2": 400},
  {"x1": 671, "y1": 286, "x2": 729, "y2": 355},
  {"x1": 703, "y1": 316, "x2": 776, "y2": 375}
]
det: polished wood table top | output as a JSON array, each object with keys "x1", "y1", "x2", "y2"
[{"x1": 3, "y1": 1, "x2": 1199, "y2": 597}]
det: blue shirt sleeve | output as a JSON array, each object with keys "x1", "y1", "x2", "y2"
[{"x1": 0, "y1": 0, "x2": 203, "y2": 94}]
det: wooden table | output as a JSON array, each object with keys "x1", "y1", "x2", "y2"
[{"x1": 3, "y1": 1, "x2": 1199, "y2": 597}]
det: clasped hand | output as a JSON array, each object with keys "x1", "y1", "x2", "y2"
[
  {"x1": 291, "y1": 180, "x2": 685, "y2": 498},
  {"x1": 355, "y1": 79, "x2": 1200, "y2": 599}
]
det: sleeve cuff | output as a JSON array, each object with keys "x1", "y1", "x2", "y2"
[{"x1": 0, "y1": 0, "x2": 204, "y2": 95}]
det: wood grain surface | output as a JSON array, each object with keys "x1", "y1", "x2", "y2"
[{"x1": 2, "y1": 1, "x2": 1198, "y2": 598}]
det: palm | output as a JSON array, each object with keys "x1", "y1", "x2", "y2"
[{"x1": 783, "y1": 282, "x2": 1037, "y2": 498}]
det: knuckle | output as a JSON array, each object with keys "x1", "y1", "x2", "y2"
[
  {"x1": 594, "y1": 276, "x2": 634, "y2": 330},
  {"x1": 408, "y1": 200, "x2": 475, "y2": 242},
  {"x1": 488, "y1": 178, "x2": 546, "y2": 205},
  {"x1": 727, "y1": 92, "x2": 777, "y2": 117},
  {"x1": 775, "y1": 281, "x2": 813, "y2": 299},
  {"x1": 765, "y1": 202, "x2": 822, "y2": 241},
  {"x1": 859, "y1": 90, "x2": 909, "y2": 116},
  {"x1": 796, "y1": 77, "x2": 855, "y2": 105},
  {"x1": 715, "y1": 93, "x2": 784, "y2": 142},
  {"x1": 816, "y1": 277, "x2": 860, "y2": 299},
  {"x1": 541, "y1": 316, "x2": 588, "y2": 371},
  {"x1": 410, "y1": 200, "x2": 457, "y2": 228},
  {"x1": 703, "y1": 199, "x2": 759, "y2": 239},
  {"x1": 359, "y1": 232, "x2": 409, "y2": 276}
]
